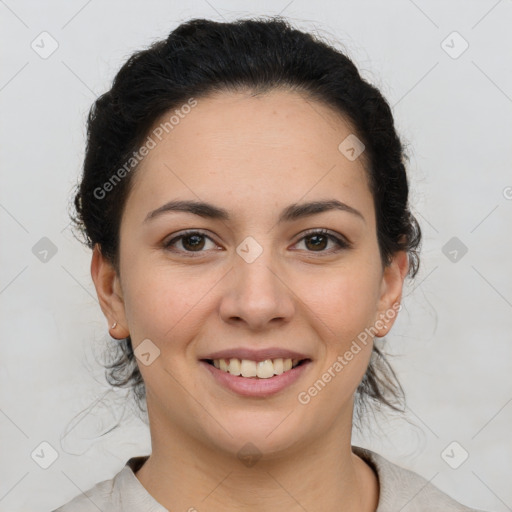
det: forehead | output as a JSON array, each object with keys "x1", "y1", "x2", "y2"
[{"x1": 126, "y1": 89, "x2": 373, "y2": 224}]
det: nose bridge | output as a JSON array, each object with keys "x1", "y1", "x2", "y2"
[{"x1": 219, "y1": 236, "x2": 294, "y2": 328}]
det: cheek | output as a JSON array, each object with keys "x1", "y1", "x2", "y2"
[
  {"x1": 120, "y1": 257, "x2": 220, "y2": 346},
  {"x1": 298, "y1": 262, "x2": 382, "y2": 343},
  {"x1": 298, "y1": 269, "x2": 379, "y2": 412}
]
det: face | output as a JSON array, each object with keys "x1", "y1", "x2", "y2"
[{"x1": 92, "y1": 89, "x2": 407, "y2": 458}]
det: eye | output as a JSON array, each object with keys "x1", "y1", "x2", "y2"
[
  {"x1": 293, "y1": 228, "x2": 350, "y2": 254},
  {"x1": 163, "y1": 230, "x2": 218, "y2": 256},
  {"x1": 163, "y1": 228, "x2": 350, "y2": 257}
]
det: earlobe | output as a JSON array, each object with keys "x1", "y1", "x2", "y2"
[
  {"x1": 375, "y1": 251, "x2": 408, "y2": 338},
  {"x1": 90, "y1": 244, "x2": 130, "y2": 338}
]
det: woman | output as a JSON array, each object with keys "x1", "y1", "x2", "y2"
[{"x1": 54, "y1": 16, "x2": 489, "y2": 512}]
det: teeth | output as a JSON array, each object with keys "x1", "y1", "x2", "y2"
[
  {"x1": 228, "y1": 358, "x2": 241, "y2": 376},
  {"x1": 256, "y1": 360, "x2": 274, "y2": 379},
  {"x1": 273, "y1": 358, "x2": 284, "y2": 375},
  {"x1": 211, "y1": 357, "x2": 303, "y2": 378},
  {"x1": 240, "y1": 359, "x2": 257, "y2": 377}
]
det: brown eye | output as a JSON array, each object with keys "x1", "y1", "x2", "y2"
[
  {"x1": 304, "y1": 233, "x2": 329, "y2": 251},
  {"x1": 294, "y1": 229, "x2": 350, "y2": 253},
  {"x1": 180, "y1": 233, "x2": 206, "y2": 251},
  {"x1": 164, "y1": 230, "x2": 217, "y2": 255}
]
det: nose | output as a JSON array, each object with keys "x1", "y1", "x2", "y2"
[{"x1": 218, "y1": 249, "x2": 295, "y2": 331}]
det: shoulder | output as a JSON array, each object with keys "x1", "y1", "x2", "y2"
[
  {"x1": 51, "y1": 473, "x2": 117, "y2": 511},
  {"x1": 352, "y1": 445, "x2": 491, "y2": 512},
  {"x1": 51, "y1": 455, "x2": 157, "y2": 512}
]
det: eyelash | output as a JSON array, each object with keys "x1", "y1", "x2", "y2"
[{"x1": 162, "y1": 228, "x2": 351, "y2": 257}]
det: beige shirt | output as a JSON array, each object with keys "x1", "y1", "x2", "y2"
[{"x1": 52, "y1": 445, "x2": 489, "y2": 512}]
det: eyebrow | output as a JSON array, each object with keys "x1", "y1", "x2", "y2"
[{"x1": 144, "y1": 199, "x2": 365, "y2": 224}]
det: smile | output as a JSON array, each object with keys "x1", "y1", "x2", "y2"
[
  {"x1": 206, "y1": 357, "x2": 306, "y2": 379},
  {"x1": 200, "y1": 357, "x2": 312, "y2": 397}
]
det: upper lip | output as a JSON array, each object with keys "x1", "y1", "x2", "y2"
[{"x1": 200, "y1": 348, "x2": 311, "y2": 362}]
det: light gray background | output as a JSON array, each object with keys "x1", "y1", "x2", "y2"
[{"x1": 1, "y1": 1, "x2": 511, "y2": 511}]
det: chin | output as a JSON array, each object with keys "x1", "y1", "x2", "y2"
[{"x1": 199, "y1": 412, "x2": 309, "y2": 461}]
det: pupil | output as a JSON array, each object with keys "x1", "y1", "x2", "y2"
[
  {"x1": 184, "y1": 234, "x2": 204, "y2": 251},
  {"x1": 306, "y1": 234, "x2": 327, "y2": 251}
]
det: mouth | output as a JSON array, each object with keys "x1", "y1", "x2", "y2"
[
  {"x1": 198, "y1": 348, "x2": 312, "y2": 396},
  {"x1": 199, "y1": 352, "x2": 312, "y2": 397},
  {"x1": 202, "y1": 357, "x2": 311, "y2": 379}
]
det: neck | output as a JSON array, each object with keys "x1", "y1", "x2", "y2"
[{"x1": 135, "y1": 404, "x2": 379, "y2": 512}]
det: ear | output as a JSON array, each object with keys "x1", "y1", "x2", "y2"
[
  {"x1": 374, "y1": 250, "x2": 408, "y2": 338},
  {"x1": 90, "y1": 244, "x2": 130, "y2": 339}
]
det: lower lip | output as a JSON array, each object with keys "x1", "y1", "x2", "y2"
[{"x1": 200, "y1": 360, "x2": 311, "y2": 397}]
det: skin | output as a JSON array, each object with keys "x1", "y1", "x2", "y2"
[{"x1": 91, "y1": 88, "x2": 408, "y2": 512}]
